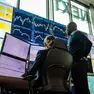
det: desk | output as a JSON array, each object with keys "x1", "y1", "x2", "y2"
[{"x1": 0, "y1": 75, "x2": 29, "y2": 89}]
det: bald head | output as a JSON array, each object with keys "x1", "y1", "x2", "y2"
[{"x1": 66, "y1": 22, "x2": 77, "y2": 36}]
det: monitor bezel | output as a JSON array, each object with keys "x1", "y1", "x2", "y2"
[
  {"x1": 1, "y1": 32, "x2": 31, "y2": 61},
  {"x1": 88, "y1": 73, "x2": 94, "y2": 76}
]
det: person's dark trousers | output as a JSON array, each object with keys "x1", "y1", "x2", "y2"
[{"x1": 71, "y1": 59, "x2": 90, "y2": 94}]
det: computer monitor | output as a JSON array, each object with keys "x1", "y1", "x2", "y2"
[
  {"x1": 30, "y1": 45, "x2": 45, "y2": 61},
  {"x1": 0, "y1": 54, "x2": 25, "y2": 77},
  {"x1": 91, "y1": 60, "x2": 94, "y2": 73},
  {"x1": 0, "y1": 38, "x2": 3, "y2": 52},
  {"x1": 87, "y1": 58, "x2": 93, "y2": 73},
  {"x1": 1, "y1": 33, "x2": 30, "y2": 60},
  {"x1": 88, "y1": 35, "x2": 94, "y2": 47},
  {"x1": 88, "y1": 73, "x2": 94, "y2": 94},
  {"x1": 90, "y1": 47, "x2": 94, "y2": 60},
  {"x1": 89, "y1": 47, "x2": 94, "y2": 73}
]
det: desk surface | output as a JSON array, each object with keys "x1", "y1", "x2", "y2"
[{"x1": 0, "y1": 75, "x2": 29, "y2": 89}]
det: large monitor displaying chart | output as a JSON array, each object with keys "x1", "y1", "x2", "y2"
[
  {"x1": 1, "y1": 33, "x2": 30, "y2": 60},
  {"x1": 0, "y1": 54, "x2": 25, "y2": 77},
  {"x1": 30, "y1": 45, "x2": 45, "y2": 61}
]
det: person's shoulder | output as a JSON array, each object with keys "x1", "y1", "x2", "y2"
[
  {"x1": 71, "y1": 30, "x2": 84, "y2": 38},
  {"x1": 71, "y1": 30, "x2": 81, "y2": 35},
  {"x1": 38, "y1": 49, "x2": 49, "y2": 54},
  {"x1": 75, "y1": 30, "x2": 88, "y2": 37},
  {"x1": 39, "y1": 49, "x2": 49, "y2": 53},
  {"x1": 75, "y1": 30, "x2": 86, "y2": 35}
]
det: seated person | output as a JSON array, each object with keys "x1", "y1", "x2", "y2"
[{"x1": 22, "y1": 35, "x2": 55, "y2": 92}]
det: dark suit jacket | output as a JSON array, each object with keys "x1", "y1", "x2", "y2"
[
  {"x1": 69, "y1": 30, "x2": 92, "y2": 61},
  {"x1": 28, "y1": 49, "x2": 50, "y2": 77}
]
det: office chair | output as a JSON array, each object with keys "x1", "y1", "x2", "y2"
[{"x1": 24, "y1": 39, "x2": 73, "y2": 94}]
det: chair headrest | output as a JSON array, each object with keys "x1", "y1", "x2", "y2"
[{"x1": 52, "y1": 39, "x2": 67, "y2": 50}]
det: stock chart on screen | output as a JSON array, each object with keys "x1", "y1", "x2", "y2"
[{"x1": 12, "y1": 8, "x2": 67, "y2": 45}]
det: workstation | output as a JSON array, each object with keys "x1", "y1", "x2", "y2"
[{"x1": 0, "y1": 0, "x2": 94, "y2": 94}]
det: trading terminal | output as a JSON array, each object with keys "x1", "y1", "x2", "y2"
[{"x1": 0, "y1": 0, "x2": 94, "y2": 94}]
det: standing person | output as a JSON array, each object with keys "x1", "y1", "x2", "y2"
[{"x1": 66, "y1": 22, "x2": 92, "y2": 94}]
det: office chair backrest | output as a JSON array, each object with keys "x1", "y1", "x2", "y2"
[
  {"x1": 44, "y1": 39, "x2": 72, "y2": 68},
  {"x1": 40, "y1": 39, "x2": 72, "y2": 92},
  {"x1": 52, "y1": 38, "x2": 67, "y2": 49},
  {"x1": 46, "y1": 64, "x2": 70, "y2": 92}
]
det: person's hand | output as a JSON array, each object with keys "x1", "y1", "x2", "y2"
[{"x1": 22, "y1": 72, "x2": 29, "y2": 77}]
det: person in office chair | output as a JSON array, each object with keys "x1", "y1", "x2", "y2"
[
  {"x1": 22, "y1": 35, "x2": 55, "y2": 93},
  {"x1": 67, "y1": 22, "x2": 92, "y2": 94}
]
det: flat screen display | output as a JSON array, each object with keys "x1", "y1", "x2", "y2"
[
  {"x1": 91, "y1": 60, "x2": 94, "y2": 73},
  {"x1": 0, "y1": 54, "x2": 25, "y2": 77},
  {"x1": 2, "y1": 33, "x2": 30, "y2": 60},
  {"x1": 0, "y1": 38, "x2": 3, "y2": 52},
  {"x1": 88, "y1": 75, "x2": 94, "y2": 94},
  {"x1": 90, "y1": 47, "x2": 94, "y2": 60},
  {"x1": 90, "y1": 47, "x2": 94, "y2": 73},
  {"x1": 88, "y1": 35, "x2": 94, "y2": 47},
  {"x1": 30, "y1": 45, "x2": 45, "y2": 61}
]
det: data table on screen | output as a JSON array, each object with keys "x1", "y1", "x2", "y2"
[{"x1": 0, "y1": 55, "x2": 25, "y2": 77}]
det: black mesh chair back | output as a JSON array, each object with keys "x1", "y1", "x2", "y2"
[{"x1": 38, "y1": 39, "x2": 72, "y2": 93}]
